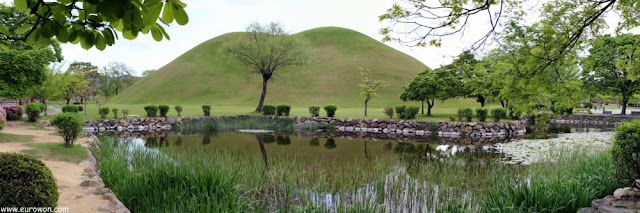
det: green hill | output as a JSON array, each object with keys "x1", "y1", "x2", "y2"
[{"x1": 111, "y1": 27, "x2": 433, "y2": 107}]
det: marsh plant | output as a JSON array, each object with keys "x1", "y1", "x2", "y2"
[{"x1": 94, "y1": 135, "x2": 620, "y2": 212}]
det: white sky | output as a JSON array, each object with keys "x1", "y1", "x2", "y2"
[{"x1": 1, "y1": 0, "x2": 632, "y2": 76}]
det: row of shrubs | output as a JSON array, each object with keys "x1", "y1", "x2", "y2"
[
  {"x1": 262, "y1": 105, "x2": 339, "y2": 118},
  {"x1": 382, "y1": 106, "x2": 420, "y2": 119},
  {"x1": 450, "y1": 107, "x2": 513, "y2": 122}
]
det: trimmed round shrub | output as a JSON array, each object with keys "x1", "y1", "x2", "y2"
[
  {"x1": 309, "y1": 106, "x2": 320, "y2": 117},
  {"x1": 122, "y1": 109, "x2": 129, "y2": 118},
  {"x1": 99, "y1": 107, "x2": 110, "y2": 119},
  {"x1": 449, "y1": 115, "x2": 456, "y2": 121},
  {"x1": 0, "y1": 153, "x2": 58, "y2": 207},
  {"x1": 61, "y1": 105, "x2": 79, "y2": 113},
  {"x1": 144, "y1": 105, "x2": 158, "y2": 117},
  {"x1": 175, "y1": 106, "x2": 183, "y2": 117},
  {"x1": 324, "y1": 104, "x2": 337, "y2": 117},
  {"x1": 405, "y1": 106, "x2": 419, "y2": 119},
  {"x1": 458, "y1": 108, "x2": 473, "y2": 122},
  {"x1": 2, "y1": 105, "x2": 23, "y2": 121},
  {"x1": 78, "y1": 106, "x2": 83, "y2": 112},
  {"x1": 276, "y1": 105, "x2": 291, "y2": 116},
  {"x1": 383, "y1": 107, "x2": 394, "y2": 119},
  {"x1": 112, "y1": 108, "x2": 119, "y2": 119},
  {"x1": 476, "y1": 107, "x2": 488, "y2": 122},
  {"x1": 395, "y1": 105, "x2": 407, "y2": 119},
  {"x1": 491, "y1": 108, "x2": 507, "y2": 122},
  {"x1": 26, "y1": 102, "x2": 45, "y2": 122},
  {"x1": 51, "y1": 113, "x2": 82, "y2": 145},
  {"x1": 158, "y1": 105, "x2": 170, "y2": 117},
  {"x1": 612, "y1": 120, "x2": 640, "y2": 189},
  {"x1": 202, "y1": 105, "x2": 211, "y2": 116},
  {"x1": 0, "y1": 107, "x2": 5, "y2": 131},
  {"x1": 263, "y1": 105, "x2": 276, "y2": 115}
]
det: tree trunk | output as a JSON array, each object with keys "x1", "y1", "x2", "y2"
[
  {"x1": 421, "y1": 100, "x2": 424, "y2": 114},
  {"x1": 621, "y1": 97, "x2": 629, "y2": 115},
  {"x1": 364, "y1": 100, "x2": 368, "y2": 116},
  {"x1": 478, "y1": 95, "x2": 486, "y2": 107},
  {"x1": 66, "y1": 98, "x2": 70, "y2": 105},
  {"x1": 255, "y1": 77, "x2": 269, "y2": 112},
  {"x1": 115, "y1": 87, "x2": 119, "y2": 96},
  {"x1": 427, "y1": 98, "x2": 434, "y2": 116},
  {"x1": 43, "y1": 99, "x2": 47, "y2": 116}
]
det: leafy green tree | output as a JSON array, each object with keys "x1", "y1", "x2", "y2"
[
  {"x1": 358, "y1": 68, "x2": 387, "y2": 116},
  {"x1": 582, "y1": 34, "x2": 640, "y2": 115},
  {"x1": 399, "y1": 68, "x2": 459, "y2": 116},
  {"x1": 68, "y1": 62, "x2": 101, "y2": 103},
  {"x1": 0, "y1": 5, "x2": 62, "y2": 100},
  {"x1": 226, "y1": 22, "x2": 311, "y2": 112},
  {"x1": 379, "y1": 0, "x2": 634, "y2": 82},
  {"x1": 30, "y1": 65, "x2": 63, "y2": 115},
  {"x1": 60, "y1": 71, "x2": 88, "y2": 105},
  {"x1": 0, "y1": 0, "x2": 188, "y2": 50},
  {"x1": 103, "y1": 62, "x2": 134, "y2": 95}
]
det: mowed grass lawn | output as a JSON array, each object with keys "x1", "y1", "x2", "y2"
[{"x1": 43, "y1": 102, "x2": 514, "y2": 122}]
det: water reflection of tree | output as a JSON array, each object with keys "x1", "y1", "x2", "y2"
[
  {"x1": 145, "y1": 136, "x2": 169, "y2": 147},
  {"x1": 392, "y1": 142, "x2": 500, "y2": 174},
  {"x1": 309, "y1": 137, "x2": 320, "y2": 146},
  {"x1": 324, "y1": 138, "x2": 336, "y2": 149},
  {"x1": 202, "y1": 133, "x2": 211, "y2": 145},
  {"x1": 175, "y1": 137, "x2": 183, "y2": 146},
  {"x1": 263, "y1": 134, "x2": 276, "y2": 143},
  {"x1": 276, "y1": 135, "x2": 291, "y2": 145},
  {"x1": 255, "y1": 134, "x2": 270, "y2": 175}
]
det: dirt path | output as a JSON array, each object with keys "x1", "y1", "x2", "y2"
[{"x1": 0, "y1": 121, "x2": 105, "y2": 213}]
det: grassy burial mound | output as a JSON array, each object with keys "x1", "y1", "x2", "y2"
[{"x1": 111, "y1": 27, "x2": 431, "y2": 107}]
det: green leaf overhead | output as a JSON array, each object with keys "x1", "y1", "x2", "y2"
[{"x1": 0, "y1": 0, "x2": 189, "y2": 50}]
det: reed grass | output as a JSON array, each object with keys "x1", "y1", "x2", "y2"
[{"x1": 95, "y1": 136, "x2": 620, "y2": 212}]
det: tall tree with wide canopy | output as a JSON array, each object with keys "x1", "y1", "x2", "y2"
[
  {"x1": 103, "y1": 62, "x2": 134, "y2": 95},
  {"x1": 582, "y1": 34, "x2": 640, "y2": 115},
  {"x1": 226, "y1": 22, "x2": 311, "y2": 112},
  {"x1": 0, "y1": 0, "x2": 189, "y2": 50},
  {"x1": 0, "y1": 4, "x2": 62, "y2": 100},
  {"x1": 400, "y1": 68, "x2": 459, "y2": 116}
]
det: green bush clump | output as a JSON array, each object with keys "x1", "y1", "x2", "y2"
[
  {"x1": 508, "y1": 105, "x2": 522, "y2": 120},
  {"x1": 99, "y1": 107, "x2": 110, "y2": 119},
  {"x1": 612, "y1": 120, "x2": 640, "y2": 189},
  {"x1": 383, "y1": 107, "x2": 394, "y2": 119},
  {"x1": 26, "y1": 102, "x2": 45, "y2": 122},
  {"x1": 263, "y1": 105, "x2": 276, "y2": 115},
  {"x1": 51, "y1": 113, "x2": 82, "y2": 146},
  {"x1": 405, "y1": 106, "x2": 419, "y2": 119},
  {"x1": 61, "y1": 105, "x2": 79, "y2": 113},
  {"x1": 490, "y1": 108, "x2": 507, "y2": 122},
  {"x1": 0, "y1": 153, "x2": 58, "y2": 207},
  {"x1": 449, "y1": 115, "x2": 456, "y2": 121},
  {"x1": 112, "y1": 108, "x2": 119, "y2": 119},
  {"x1": 276, "y1": 105, "x2": 291, "y2": 116},
  {"x1": 429, "y1": 123, "x2": 439, "y2": 132},
  {"x1": 323, "y1": 104, "x2": 337, "y2": 117},
  {"x1": 202, "y1": 105, "x2": 211, "y2": 116},
  {"x1": 122, "y1": 109, "x2": 129, "y2": 118},
  {"x1": 78, "y1": 106, "x2": 83, "y2": 112},
  {"x1": 308, "y1": 106, "x2": 320, "y2": 117},
  {"x1": 144, "y1": 105, "x2": 158, "y2": 117},
  {"x1": 457, "y1": 108, "x2": 473, "y2": 122},
  {"x1": 475, "y1": 108, "x2": 488, "y2": 122},
  {"x1": 175, "y1": 106, "x2": 183, "y2": 117},
  {"x1": 395, "y1": 105, "x2": 407, "y2": 119},
  {"x1": 158, "y1": 105, "x2": 170, "y2": 117}
]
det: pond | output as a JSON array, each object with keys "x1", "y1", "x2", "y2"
[{"x1": 97, "y1": 124, "x2": 616, "y2": 212}]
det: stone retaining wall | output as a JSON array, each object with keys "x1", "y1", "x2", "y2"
[
  {"x1": 550, "y1": 114, "x2": 640, "y2": 126},
  {"x1": 83, "y1": 115, "x2": 526, "y2": 138}
]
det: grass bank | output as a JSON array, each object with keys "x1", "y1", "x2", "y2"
[
  {"x1": 22, "y1": 143, "x2": 87, "y2": 164},
  {"x1": 95, "y1": 136, "x2": 620, "y2": 212}
]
